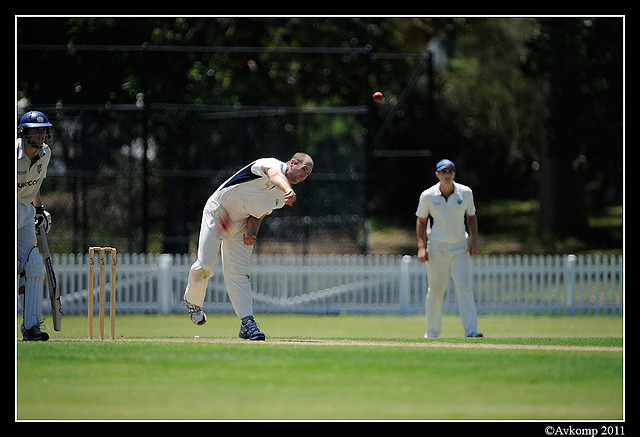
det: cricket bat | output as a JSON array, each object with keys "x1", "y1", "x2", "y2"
[{"x1": 40, "y1": 230, "x2": 62, "y2": 331}]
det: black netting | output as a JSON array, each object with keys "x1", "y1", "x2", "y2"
[{"x1": 37, "y1": 105, "x2": 369, "y2": 254}]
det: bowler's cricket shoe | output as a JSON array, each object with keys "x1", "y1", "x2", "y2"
[
  {"x1": 466, "y1": 332, "x2": 484, "y2": 338},
  {"x1": 22, "y1": 322, "x2": 49, "y2": 341},
  {"x1": 239, "y1": 318, "x2": 266, "y2": 341},
  {"x1": 184, "y1": 302, "x2": 207, "y2": 326}
]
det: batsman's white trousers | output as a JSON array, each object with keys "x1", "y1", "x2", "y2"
[
  {"x1": 184, "y1": 202, "x2": 254, "y2": 320},
  {"x1": 17, "y1": 203, "x2": 45, "y2": 330},
  {"x1": 424, "y1": 241, "x2": 479, "y2": 338}
]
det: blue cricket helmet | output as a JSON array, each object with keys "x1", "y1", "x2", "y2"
[
  {"x1": 19, "y1": 111, "x2": 53, "y2": 129},
  {"x1": 18, "y1": 111, "x2": 54, "y2": 147}
]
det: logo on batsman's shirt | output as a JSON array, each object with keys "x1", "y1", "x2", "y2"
[{"x1": 36, "y1": 164, "x2": 42, "y2": 174}]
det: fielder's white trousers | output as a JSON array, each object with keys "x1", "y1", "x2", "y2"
[
  {"x1": 184, "y1": 200, "x2": 254, "y2": 320},
  {"x1": 424, "y1": 241, "x2": 479, "y2": 338}
]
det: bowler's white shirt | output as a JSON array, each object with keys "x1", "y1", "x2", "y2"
[
  {"x1": 415, "y1": 182, "x2": 476, "y2": 245},
  {"x1": 209, "y1": 158, "x2": 287, "y2": 221}
]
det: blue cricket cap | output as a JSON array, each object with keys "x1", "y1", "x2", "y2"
[{"x1": 436, "y1": 159, "x2": 456, "y2": 172}]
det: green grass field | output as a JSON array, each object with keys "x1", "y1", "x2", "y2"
[{"x1": 16, "y1": 314, "x2": 623, "y2": 421}]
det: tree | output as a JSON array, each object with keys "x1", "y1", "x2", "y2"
[
  {"x1": 427, "y1": 18, "x2": 542, "y2": 200},
  {"x1": 522, "y1": 18, "x2": 623, "y2": 237}
]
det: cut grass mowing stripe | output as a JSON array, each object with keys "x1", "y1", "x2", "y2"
[
  {"x1": 45, "y1": 336, "x2": 623, "y2": 352},
  {"x1": 17, "y1": 339, "x2": 623, "y2": 420},
  {"x1": 22, "y1": 313, "x2": 623, "y2": 342}
]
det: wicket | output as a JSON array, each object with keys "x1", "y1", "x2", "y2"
[{"x1": 88, "y1": 247, "x2": 117, "y2": 340}]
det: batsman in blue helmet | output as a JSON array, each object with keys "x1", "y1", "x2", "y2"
[{"x1": 17, "y1": 111, "x2": 54, "y2": 341}]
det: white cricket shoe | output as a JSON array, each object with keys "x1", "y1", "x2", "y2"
[{"x1": 184, "y1": 302, "x2": 207, "y2": 326}]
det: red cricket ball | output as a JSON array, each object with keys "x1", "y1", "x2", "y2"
[{"x1": 373, "y1": 91, "x2": 383, "y2": 102}]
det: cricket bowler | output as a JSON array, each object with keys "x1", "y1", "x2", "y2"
[
  {"x1": 183, "y1": 152, "x2": 314, "y2": 340},
  {"x1": 415, "y1": 159, "x2": 483, "y2": 338},
  {"x1": 17, "y1": 111, "x2": 53, "y2": 341}
]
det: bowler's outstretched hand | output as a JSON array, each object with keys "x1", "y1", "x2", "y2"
[{"x1": 284, "y1": 189, "x2": 296, "y2": 206}]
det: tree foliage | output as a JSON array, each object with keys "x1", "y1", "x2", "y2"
[
  {"x1": 17, "y1": 17, "x2": 622, "y2": 250},
  {"x1": 521, "y1": 17, "x2": 623, "y2": 235}
]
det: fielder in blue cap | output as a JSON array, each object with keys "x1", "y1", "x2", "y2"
[
  {"x1": 414, "y1": 158, "x2": 483, "y2": 338},
  {"x1": 435, "y1": 158, "x2": 456, "y2": 172}
]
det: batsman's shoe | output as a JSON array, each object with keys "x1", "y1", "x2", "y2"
[
  {"x1": 22, "y1": 322, "x2": 49, "y2": 341},
  {"x1": 239, "y1": 318, "x2": 266, "y2": 341},
  {"x1": 184, "y1": 302, "x2": 207, "y2": 326}
]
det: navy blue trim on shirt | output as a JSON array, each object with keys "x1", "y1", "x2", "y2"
[{"x1": 222, "y1": 161, "x2": 261, "y2": 189}]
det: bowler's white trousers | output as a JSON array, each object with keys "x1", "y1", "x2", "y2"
[
  {"x1": 183, "y1": 200, "x2": 255, "y2": 320},
  {"x1": 424, "y1": 241, "x2": 479, "y2": 338}
]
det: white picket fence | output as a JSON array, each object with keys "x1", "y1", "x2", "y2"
[{"x1": 32, "y1": 253, "x2": 623, "y2": 317}]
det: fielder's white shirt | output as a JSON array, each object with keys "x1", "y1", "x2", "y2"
[
  {"x1": 415, "y1": 182, "x2": 476, "y2": 245},
  {"x1": 210, "y1": 158, "x2": 287, "y2": 221},
  {"x1": 17, "y1": 138, "x2": 51, "y2": 206}
]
